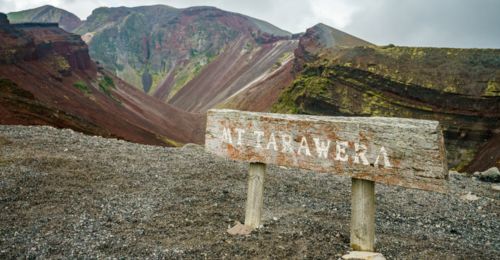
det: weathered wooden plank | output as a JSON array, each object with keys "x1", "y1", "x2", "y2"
[{"x1": 205, "y1": 109, "x2": 448, "y2": 192}]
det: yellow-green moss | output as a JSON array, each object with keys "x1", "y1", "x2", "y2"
[
  {"x1": 156, "y1": 134, "x2": 183, "y2": 147},
  {"x1": 451, "y1": 148, "x2": 478, "y2": 171},
  {"x1": 272, "y1": 75, "x2": 330, "y2": 114},
  {"x1": 52, "y1": 55, "x2": 70, "y2": 71},
  {"x1": 484, "y1": 80, "x2": 500, "y2": 96}
]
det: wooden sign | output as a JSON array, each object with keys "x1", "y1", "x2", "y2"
[
  {"x1": 206, "y1": 109, "x2": 448, "y2": 192},
  {"x1": 205, "y1": 109, "x2": 449, "y2": 254}
]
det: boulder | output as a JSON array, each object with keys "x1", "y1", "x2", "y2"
[{"x1": 474, "y1": 167, "x2": 500, "y2": 182}]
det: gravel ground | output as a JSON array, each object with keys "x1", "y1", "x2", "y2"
[{"x1": 0, "y1": 125, "x2": 498, "y2": 259}]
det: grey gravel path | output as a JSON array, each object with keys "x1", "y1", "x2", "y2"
[{"x1": 0, "y1": 125, "x2": 498, "y2": 259}]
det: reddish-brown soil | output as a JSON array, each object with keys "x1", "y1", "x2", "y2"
[
  {"x1": 220, "y1": 59, "x2": 296, "y2": 112},
  {"x1": 168, "y1": 38, "x2": 297, "y2": 112},
  {"x1": 0, "y1": 22, "x2": 205, "y2": 146},
  {"x1": 466, "y1": 133, "x2": 500, "y2": 172}
]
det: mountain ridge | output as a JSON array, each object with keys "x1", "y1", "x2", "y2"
[
  {"x1": 7, "y1": 5, "x2": 82, "y2": 32},
  {"x1": 71, "y1": 4, "x2": 293, "y2": 101}
]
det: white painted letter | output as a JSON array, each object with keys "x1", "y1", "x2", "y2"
[
  {"x1": 266, "y1": 132, "x2": 278, "y2": 151},
  {"x1": 297, "y1": 136, "x2": 312, "y2": 156},
  {"x1": 374, "y1": 146, "x2": 392, "y2": 168},
  {"x1": 254, "y1": 130, "x2": 264, "y2": 148},
  {"x1": 222, "y1": 127, "x2": 232, "y2": 144},
  {"x1": 313, "y1": 137, "x2": 331, "y2": 159},
  {"x1": 335, "y1": 141, "x2": 348, "y2": 161},
  {"x1": 281, "y1": 134, "x2": 294, "y2": 153},
  {"x1": 353, "y1": 143, "x2": 369, "y2": 165},
  {"x1": 235, "y1": 128, "x2": 245, "y2": 146}
]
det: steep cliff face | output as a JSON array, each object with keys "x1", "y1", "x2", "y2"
[
  {"x1": 272, "y1": 24, "x2": 500, "y2": 171},
  {"x1": 74, "y1": 5, "x2": 292, "y2": 104},
  {"x1": 0, "y1": 15, "x2": 204, "y2": 146},
  {"x1": 7, "y1": 5, "x2": 82, "y2": 32},
  {"x1": 13, "y1": 23, "x2": 92, "y2": 70}
]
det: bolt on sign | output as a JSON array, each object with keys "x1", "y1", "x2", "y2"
[
  {"x1": 206, "y1": 109, "x2": 448, "y2": 192},
  {"x1": 205, "y1": 109, "x2": 448, "y2": 252}
]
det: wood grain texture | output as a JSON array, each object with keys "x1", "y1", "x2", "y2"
[
  {"x1": 205, "y1": 109, "x2": 448, "y2": 192},
  {"x1": 350, "y1": 178, "x2": 375, "y2": 251},
  {"x1": 244, "y1": 162, "x2": 266, "y2": 228}
]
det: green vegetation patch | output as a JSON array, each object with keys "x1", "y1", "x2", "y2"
[
  {"x1": 272, "y1": 72, "x2": 330, "y2": 114},
  {"x1": 6, "y1": 11, "x2": 29, "y2": 23},
  {"x1": 99, "y1": 75, "x2": 115, "y2": 96},
  {"x1": 73, "y1": 81, "x2": 91, "y2": 94}
]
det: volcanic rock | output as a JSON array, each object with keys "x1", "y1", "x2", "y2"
[{"x1": 474, "y1": 167, "x2": 500, "y2": 183}]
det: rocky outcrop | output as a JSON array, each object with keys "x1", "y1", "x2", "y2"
[
  {"x1": 0, "y1": 21, "x2": 91, "y2": 70},
  {"x1": 473, "y1": 167, "x2": 500, "y2": 182},
  {"x1": 13, "y1": 23, "x2": 91, "y2": 70},
  {"x1": 272, "y1": 36, "x2": 500, "y2": 171},
  {"x1": 0, "y1": 20, "x2": 36, "y2": 64},
  {"x1": 294, "y1": 23, "x2": 373, "y2": 71}
]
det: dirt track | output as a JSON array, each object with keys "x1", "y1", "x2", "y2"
[{"x1": 0, "y1": 125, "x2": 498, "y2": 259}]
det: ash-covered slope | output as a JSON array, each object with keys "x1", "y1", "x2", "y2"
[
  {"x1": 168, "y1": 39, "x2": 298, "y2": 112},
  {"x1": 0, "y1": 13, "x2": 204, "y2": 146},
  {"x1": 7, "y1": 5, "x2": 82, "y2": 32}
]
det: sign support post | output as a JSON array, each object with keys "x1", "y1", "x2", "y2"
[
  {"x1": 244, "y1": 162, "x2": 266, "y2": 229},
  {"x1": 350, "y1": 178, "x2": 376, "y2": 252}
]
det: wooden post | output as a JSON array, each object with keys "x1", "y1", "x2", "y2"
[
  {"x1": 350, "y1": 178, "x2": 376, "y2": 251},
  {"x1": 244, "y1": 162, "x2": 266, "y2": 228}
]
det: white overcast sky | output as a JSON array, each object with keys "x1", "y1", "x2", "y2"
[{"x1": 1, "y1": 0, "x2": 499, "y2": 48}]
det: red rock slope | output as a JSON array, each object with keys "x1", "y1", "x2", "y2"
[
  {"x1": 168, "y1": 38, "x2": 298, "y2": 112},
  {"x1": 0, "y1": 15, "x2": 204, "y2": 146}
]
